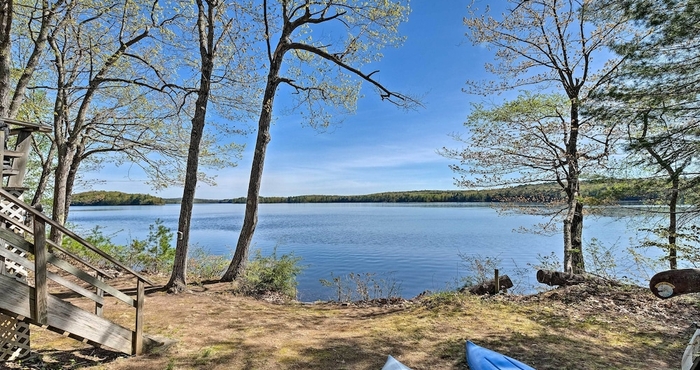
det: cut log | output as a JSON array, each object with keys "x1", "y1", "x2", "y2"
[
  {"x1": 536, "y1": 270, "x2": 621, "y2": 287},
  {"x1": 649, "y1": 269, "x2": 700, "y2": 299},
  {"x1": 462, "y1": 275, "x2": 513, "y2": 295}
]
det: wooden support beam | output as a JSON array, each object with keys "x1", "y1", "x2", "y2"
[
  {"x1": 133, "y1": 279, "x2": 145, "y2": 355},
  {"x1": 95, "y1": 274, "x2": 104, "y2": 317},
  {"x1": 33, "y1": 208, "x2": 47, "y2": 325}
]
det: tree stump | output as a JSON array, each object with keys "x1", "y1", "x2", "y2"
[
  {"x1": 463, "y1": 275, "x2": 513, "y2": 295},
  {"x1": 536, "y1": 269, "x2": 621, "y2": 287}
]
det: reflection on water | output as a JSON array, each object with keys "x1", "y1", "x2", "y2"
[{"x1": 68, "y1": 203, "x2": 661, "y2": 301}]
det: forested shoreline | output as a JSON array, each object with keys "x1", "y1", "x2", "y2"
[{"x1": 73, "y1": 178, "x2": 690, "y2": 206}]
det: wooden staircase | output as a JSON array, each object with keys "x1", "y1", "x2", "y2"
[{"x1": 0, "y1": 118, "x2": 155, "y2": 360}]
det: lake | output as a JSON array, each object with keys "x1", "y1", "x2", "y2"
[{"x1": 67, "y1": 203, "x2": 660, "y2": 301}]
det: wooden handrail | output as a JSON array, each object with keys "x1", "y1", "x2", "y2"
[
  {"x1": 0, "y1": 210, "x2": 115, "y2": 278},
  {"x1": 0, "y1": 188, "x2": 154, "y2": 286}
]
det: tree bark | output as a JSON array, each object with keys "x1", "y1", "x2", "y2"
[
  {"x1": 563, "y1": 97, "x2": 585, "y2": 275},
  {"x1": 649, "y1": 268, "x2": 700, "y2": 299},
  {"x1": 462, "y1": 275, "x2": 513, "y2": 295},
  {"x1": 166, "y1": 0, "x2": 214, "y2": 294},
  {"x1": 220, "y1": 37, "x2": 287, "y2": 282},
  {"x1": 0, "y1": 0, "x2": 11, "y2": 119},
  {"x1": 536, "y1": 269, "x2": 620, "y2": 287},
  {"x1": 668, "y1": 176, "x2": 679, "y2": 269}
]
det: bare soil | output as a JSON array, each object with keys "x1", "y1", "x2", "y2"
[{"x1": 3, "y1": 278, "x2": 699, "y2": 370}]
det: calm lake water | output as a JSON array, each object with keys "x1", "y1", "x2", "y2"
[{"x1": 67, "y1": 203, "x2": 659, "y2": 301}]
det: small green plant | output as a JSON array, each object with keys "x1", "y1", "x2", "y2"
[
  {"x1": 457, "y1": 252, "x2": 502, "y2": 287},
  {"x1": 188, "y1": 245, "x2": 230, "y2": 283},
  {"x1": 62, "y1": 225, "x2": 127, "y2": 266},
  {"x1": 240, "y1": 247, "x2": 305, "y2": 300},
  {"x1": 62, "y1": 219, "x2": 174, "y2": 274},
  {"x1": 529, "y1": 251, "x2": 562, "y2": 272},
  {"x1": 129, "y1": 219, "x2": 174, "y2": 274},
  {"x1": 320, "y1": 271, "x2": 402, "y2": 302},
  {"x1": 585, "y1": 238, "x2": 618, "y2": 279}
]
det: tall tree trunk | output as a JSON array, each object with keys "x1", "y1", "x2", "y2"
[
  {"x1": 50, "y1": 143, "x2": 74, "y2": 242},
  {"x1": 668, "y1": 177, "x2": 679, "y2": 269},
  {"x1": 564, "y1": 99, "x2": 585, "y2": 274},
  {"x1": 221, "y1": 49, "x2": 285, "y2": 282},
  {"x1": 30, "y1": 140, "x2": 56, "y2": 206},
  {"x1": 0, "y1": 0, "x2": 12, "y2": 118},
  {"x1": 571, "y1": 201, "x2": 585, "y2": 272},
  {"x1": 166, "y1": 0, "x2": 215, "y2": 293}
]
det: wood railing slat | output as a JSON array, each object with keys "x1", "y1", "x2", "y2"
[
  {"x1": 0, "y1": 188, "x2": 153, "y2": 286},
  {"x1": 33, "y1": 214, "x2": 48, "y2": 325},
  {"x1": 46, "y1": 254, "x2": 135, "y2": 307},
  {"x1": 133, "y1": 279, "x2": 144, "y2": 355}
]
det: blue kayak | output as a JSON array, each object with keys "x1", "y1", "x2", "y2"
[{"x1": 466, "y1": 341, "x2": 536, "y2": 370}]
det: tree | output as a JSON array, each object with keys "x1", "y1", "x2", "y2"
[
  {"x1": 0, "y1": 0, "x2": 68, "y2": 130},
  {"x1": 447, "y1": 0, "x2": 629, "y2": 274},
  {"x1": 44, "y1": 0, "x2": 176, "y2": 240},
  {"x1": 220, "y1": 0, "x2": 417, "y2": 282},
  {"x1": 165, "y1": 0, "x2": 257, "y2": 293},
  {"x1": 592, "y1": 0, "x2": 700, "y2": 268},
  {"x1": 34, "y1": 0, "x2": 244, "y2": 243}
]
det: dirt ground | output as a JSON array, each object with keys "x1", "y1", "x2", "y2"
[{"x1": 3, "y1": 279, "x2": 700, "y2": 370}]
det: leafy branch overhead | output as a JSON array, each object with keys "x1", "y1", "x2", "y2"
[
  {"x1": 222, "y1": 0, "x2": 416, "y2": 281},
  {"x1": 267, "y1": 0, "x2": 420, "y2": 126}
]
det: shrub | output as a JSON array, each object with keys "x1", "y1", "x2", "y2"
[
  {"x1": 129, "y1": 219, "x2": 174, "y2": 274},
  {"x1": 188, "y1": 245, "x2": 230, "y2": 283},
  {"x1": 61, "y1": 219, "x2": 174, "y2": 274},
  {"x1": 240, "y1": 248, "x2": 305, "y2": 300},
  {"x1": 320, "y1": 272, "x2": 402, "y2": 302},
  {"x1": 458, "y1": 252, "x2": 502, "y2": 287}
]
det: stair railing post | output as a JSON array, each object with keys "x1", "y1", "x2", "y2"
[
  {"x1": 95, "y1": 273, "x2": 104, "y2": 317},
  {"x1": 133, "y1": 278, "x2": 144, "y2": 355},
  {"x1": 33, "y1": 205, "x2": 48, "y2": 325},
  {"x1": 0, "y1": 128, "x2": 5, "y2": 183}
]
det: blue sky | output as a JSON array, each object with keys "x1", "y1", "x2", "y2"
[{"x1": 82, "y1": 1, "x2": 500, "y2": 199}]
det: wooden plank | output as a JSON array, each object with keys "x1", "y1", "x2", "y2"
[
  {"x1": 133, "y1": 279, "x2": 144, "y2": 355},
  {"x1": 46, "y1": 255, "x2": 135, "y2": 307},
  {"x1": 47, "y1": 242, "x2": 115, "y2": 278},
  {"x1": 0, "y1": 227, "x2": 33, "y2": 254},
  {"x1": 95, "y1": 274, "x2": 104, "y2": 317},
  {"x1": 0, "y1": 237, "x2": 134, "y2": 307},
  {"x1": 0, "y1": 274, "x2": 133, "y2": 354},
  {"x1": 0, "y1": 117, "x2": 52, "y2": 132},
  {"x1": 2, "y1": 150, "x2": 23, "y2": 158},
  {"x1": 0, "y1": 236, "x2": 107, "y2": 304},
  {"x1": 33, "y1": 215, "x2": 48, "y2": 325},
  {"x1": 8, "y1": 130, "x2": 31, "y2": 187}
]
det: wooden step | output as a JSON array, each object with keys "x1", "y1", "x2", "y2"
[
  {"x1": 1, "y1": 168, "x2": 19, "y2": 177},
  {"x1": 0, "y1": 274, "x2": 134, "y2": 354},
  {"x1": 2, "y1": 150, "x2": 23, "y2": 158}
]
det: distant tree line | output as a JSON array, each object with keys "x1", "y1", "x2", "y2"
[
  {"x1": 71, "y1": 178, "x2": 694, "y2": 206},
  {"x1": 71, "y1": 191, "x2": 165, "y2": 206},
  {"x1": 220, "y1": 179, "x2": 686, "y2": 204}
]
